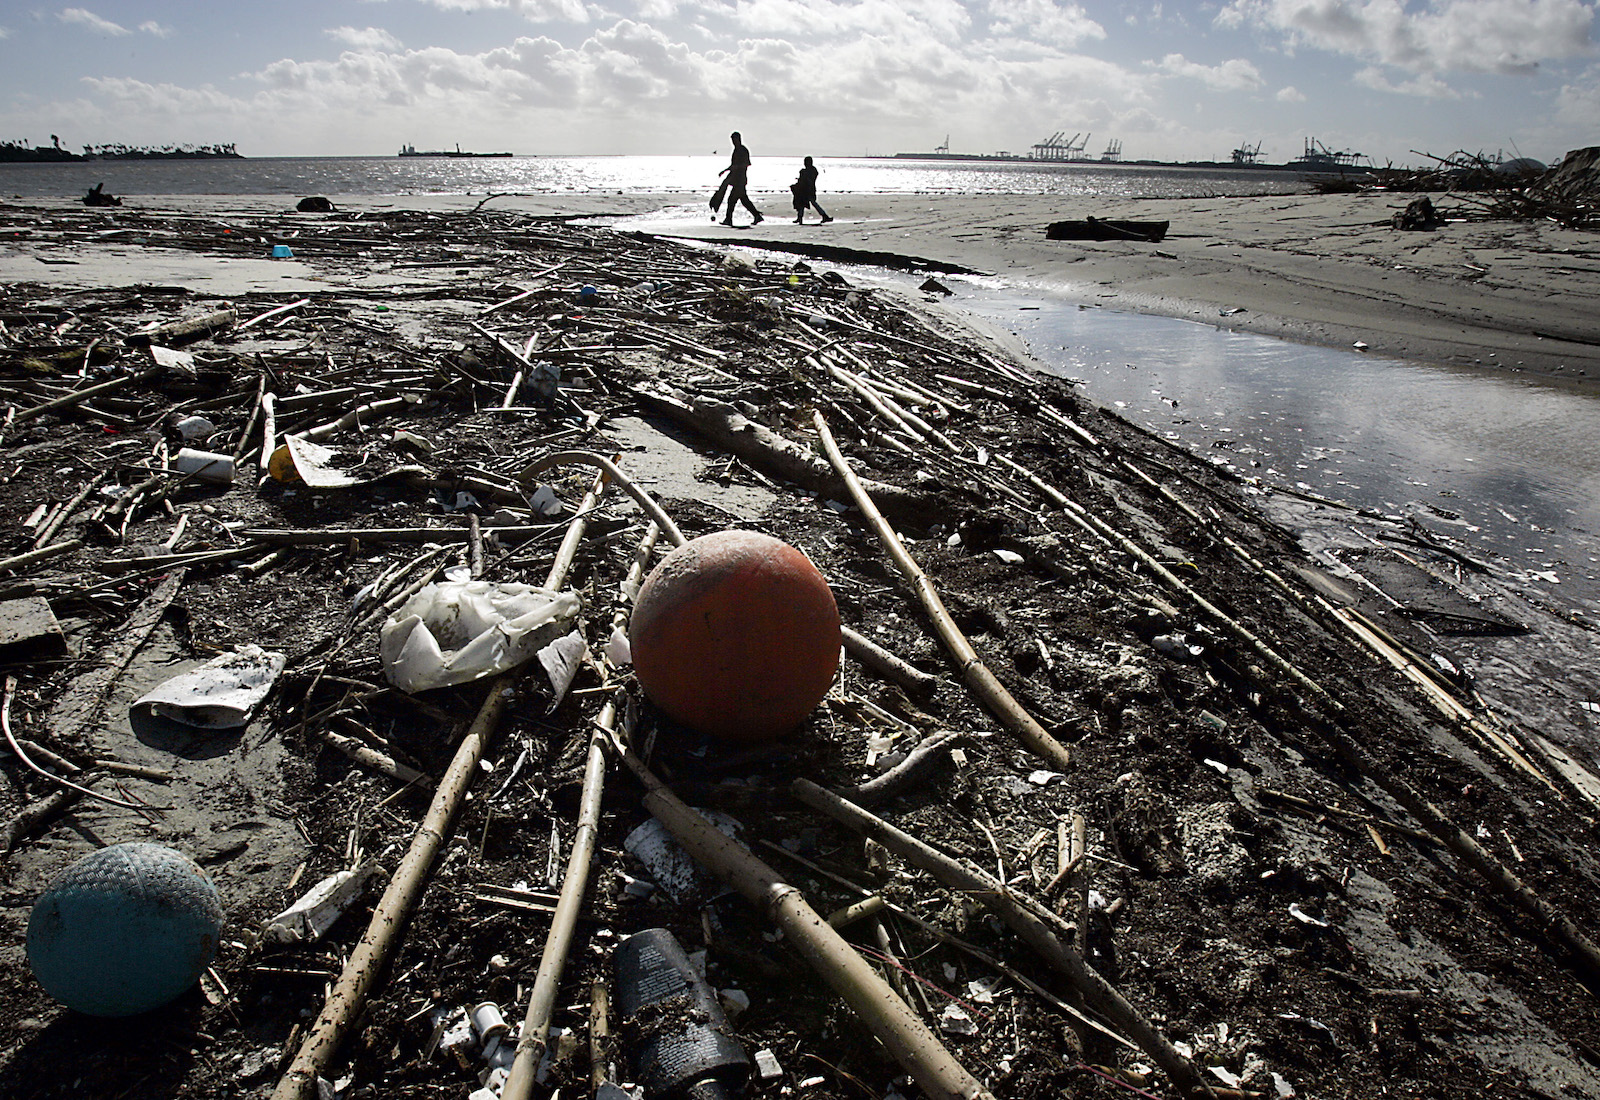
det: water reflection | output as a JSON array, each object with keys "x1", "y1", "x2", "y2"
[
  {"x1": 953, "y1": 294, "x2": 1600, "y2": 610},
  {"x1": 0, "y1": 155, "x2": 1310, "y2": 200}
]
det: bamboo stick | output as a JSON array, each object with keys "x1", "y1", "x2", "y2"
[
  {"x1": 812, "y1": 412, "x2": 1072, "y2": 771},
  {"x1": 271, "y1": 680, "x2": 515, "y2": 1100},
  {"x1": 789, "y1": 778, "x2": 1214, "y2": 1099},
  {"x1": 1017, "y1": 468, "x2": 1600, "y2": 990},
  {"x1": 484, "y1": 472, "x2": 626, "y2": 1100},
  {"x1": 614, "y1": 743, "x2": 996, "y2": 1100}
]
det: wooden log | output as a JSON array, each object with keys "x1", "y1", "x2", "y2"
[
  {"x1": 125, "y1": 309, "x2": 237, "y2": 347},
  {"x1": 634, "y1": 385, "x2": 941, "y2": 525}
]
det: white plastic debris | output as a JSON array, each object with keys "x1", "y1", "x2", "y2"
[
  {"x1": 173, "y1": 415, "x2": 216, "y2": 442},
  {"x1": 965, "y1": 976, "x2": 1003, "y2": 1004},
  {"x1": 1152, "y1": 633, "x2": 1203, "y2": 661},
  {"x1": 148, "y1": 345, "x2": 197, "y2": 373},
  {"x1": 131, "y1": 644, "x2": 286, "y2": 729},
  {"x1": 528, "y1": 484, "x2": 564, "y2": 517},
  {"x1": 537, "y1": 630, "x2": 588, "y2": 710},
  {"x1": 992, "y1": 548, "x2": 1023, "y2": 564},
  {"x1": 624, "y1": 812, "x2": 742, "y2": 903},
  {"x1": 753, "y1": 1048, "x2": 783, "y2": 1080},
  {"x1": 262, "y1": 860, "x2": 385, "y2": 944},
  {"x1": 172, "y1": 448, "x2": 235, "y2": 485},
  {"x1": 1287, "y1": 904, "x2": 1329, "y2": 928},
  {"x1": 380, "y1": 581, "x2": 581, "y2": 693},
  {"x1": 605, "y1": 625, "x2": 632, "y2": 667},
  {"x1": 719, "y1": 988, "x2": 751, "y2": 1016},
  {"x1": 939, "y1": 1004, "x2": 978, "y2": 1036}
]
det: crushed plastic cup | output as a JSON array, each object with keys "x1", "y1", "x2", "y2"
[{"x1": 271, "y1": 244, "x2": 293, "y2": 258}]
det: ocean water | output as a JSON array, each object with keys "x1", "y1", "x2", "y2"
[{"x1": 0, "y1": 154, "x2": 1309, "y2": 200}]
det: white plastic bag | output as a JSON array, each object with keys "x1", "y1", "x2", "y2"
[
  {"x1": 380, "y1": 581, "x2": 581, "y2": 693},
  {"x1": 131, "y1": 644, "x2": 286, "y2": 728}
]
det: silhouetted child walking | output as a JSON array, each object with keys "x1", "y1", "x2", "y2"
[{"x1": 790, "y1": 156, "x2": 831, "y2": 224}]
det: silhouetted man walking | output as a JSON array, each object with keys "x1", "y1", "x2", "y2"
[{"x1": 718, "y1": 131, "x2": 763, "y2": 227}]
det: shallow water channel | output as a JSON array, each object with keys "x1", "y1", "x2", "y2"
[{"x1": 950, "y1": 290, "x2": 1600, "y2": 616}]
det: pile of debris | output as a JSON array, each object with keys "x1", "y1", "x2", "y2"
[
  {"x1": 1368, "y1": 146, "x2": 1600, "y2": 229},
  {"x1": 4, "y1": 201, "x2": 1600, "y2": 1100}
]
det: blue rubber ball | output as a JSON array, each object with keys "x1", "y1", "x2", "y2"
[{"x1": 27, "y1": 842, "x2": 224, "y2": 1017}]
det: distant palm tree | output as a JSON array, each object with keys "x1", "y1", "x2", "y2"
[{"x1": 50, "y1": 134, "x2": 60, "y2": 149}]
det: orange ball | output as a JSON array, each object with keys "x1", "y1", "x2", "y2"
[{"x1": 630, "y1": 531, "x2": 841, "y2": 741}]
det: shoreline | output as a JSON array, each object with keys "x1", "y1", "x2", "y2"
[{"x1": 4, "y1": 189, "x2": 1599, "y2": 392}]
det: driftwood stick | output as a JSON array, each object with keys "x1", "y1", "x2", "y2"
[
  {"x1": 231, "y1": 371, "x2": 268, "y2": 464},
  {"x1": 589, "y1": 978, "x2": 611, "y2": 1091},
  {"x1": 473, "y1": 472, "x2": 626, "y2": 1100},
  {"x1": 299, "y1": 395, "x2": 415, "y2": 444},
  {"x1": 789, "y1": 778, "x2": 1214, "y2": 1099},
  {"x1": 311, "y1": 724, "x2": 434, "y2": 791},
  {"x1": 0, "y1": 538, "x2": 84, "y2": 577},
  {"x1": 839, "y1": 729, "x2": 964, "y2": 807},
  {"x1": 502, "y1": 518, "x2": 652, "y2": 1100},
  {"x1": 33, "y1": 472, "x2": 109, "y2": 548},
  {"x1": 614, "y1": 743, "x2": 996, "y2": 1100},
  {"x1": 813, "y1": 413, "x2": 1072, "y2": 771},
  {"x1": 272, "y1": 679, "x2": 516, "y2": 1100},
  {"x1": 633, "y1": 386, "x2": 939, "y2": 524},
  {"x1": 9, "y1": 367, "x2": 159, "y2": 423},
  {"x1": 236, "y1": 299, "x2": 310, "y2": 332},
  {"x1": 840, "y1": 625, "x2": 938, "y2": 697},
  {"x1": 2, "y1": 677, "x2": 148, "y2": 812}
]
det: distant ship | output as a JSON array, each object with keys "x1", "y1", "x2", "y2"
[{"x1": 398, "y1": 143, "x2": 513, "y2": 159}]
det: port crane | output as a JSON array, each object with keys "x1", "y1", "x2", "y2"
[
  {"x1": 1230, "y1": 140, "x2": 1263, "y2": 165},
  {"x1": 1031, "y1": 131, "x2": 1092, "y2": 162},
  {"x1": 1100, "y1": 139, "x2": 1122, "y2": 162}
]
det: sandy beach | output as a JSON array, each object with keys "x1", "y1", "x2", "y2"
[
  {"x1": 7, "y1": 188, "x2": 1598, "y2": 388},
  {"x1": 637, "y1": 190, "x2": 1600, "y2": 388},
  {"x1": 5, "y1": 193, "x2": 1600, "y2": 1100}
]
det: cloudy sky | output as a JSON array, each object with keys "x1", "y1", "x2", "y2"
[{"x1": 1, "y1": 1, "x2": 1595, "y2": 164}]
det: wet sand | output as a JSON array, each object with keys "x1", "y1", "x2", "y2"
[
  {"x1": 6, "y1": 189, "x2": 1599, "y2": 386},
  {"x1": 640, "y1": 191, "x2": 1600, "y2": 389}
]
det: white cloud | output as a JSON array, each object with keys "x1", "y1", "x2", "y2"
[
  {"x1": 1554, "y1": 61, "x2": 1600, "y2": 122},
  {"x1": 1216, "y1": 0, "x2": 1596, "y2": 76},
  {"x1": 327, "y1": 26, "x2": 404, "y2": 50},
  {"x1": 1354, "y1": 63, "x2": 1465, "y2": 95},
  {"x1": 1152, "y1": 52, "x2": 1265, "y2": 89},
  {"x1": 985, "y1": 0, "x2": 1105, "y2": 45},
  {"x1": 139, "y1": 21, "x2": 172, "y2": 37},
  {"x1": 0, "y1": 26, "x2": 11, "y2": 39},
  {"x1": 1276, "y1": 83, "x2": 1307, "y2": 99},
  {"x1": 417, "y1": 0, "x2": 597, "y2": 18},
  {"x1": 58, "y1": 8, "x2": 131, "y2": 35}
]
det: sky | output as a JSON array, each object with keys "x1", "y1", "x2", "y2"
[{"x1": 0, "y1": 1, "x2": 1595, "y2": 165}]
